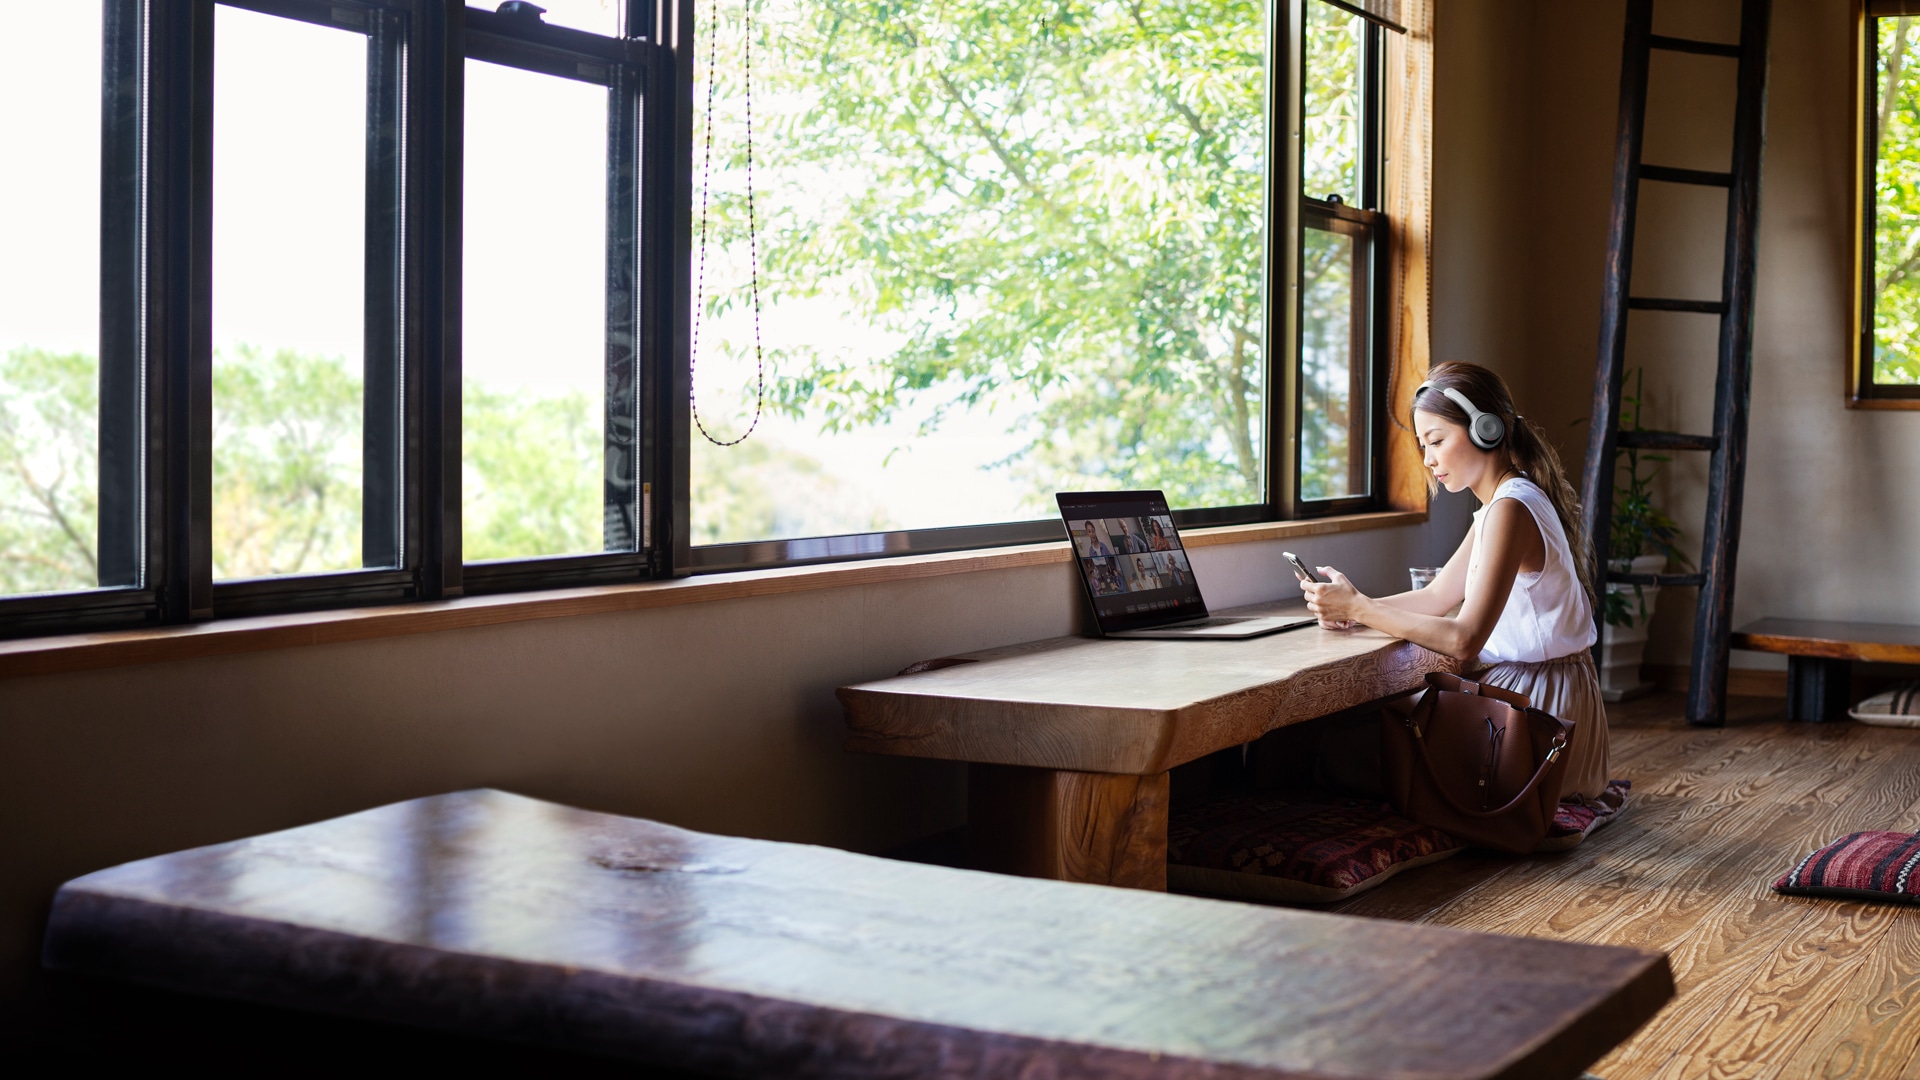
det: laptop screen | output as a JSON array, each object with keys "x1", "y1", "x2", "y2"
[{"x1": 1056, "y1": 490, "x2": 1207, "y2": 633}]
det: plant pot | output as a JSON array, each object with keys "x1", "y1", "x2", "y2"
[{"x1": 1599, "y1": 553, "x2": 1666, "y2": 702}]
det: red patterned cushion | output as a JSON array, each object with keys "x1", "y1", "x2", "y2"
[
  {"x1": 1773, "y1": 831, "x2": 1920, "y2": 904},
  {"x1": 1535, "y1": 779, "x2": 1631, "y2": 853},
  {"x1": 1167, "y1": 793, "x2": 1463, "y2": 904}
]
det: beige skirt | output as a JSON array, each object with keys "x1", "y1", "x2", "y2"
[{"x1": 1478, "y1": 651, "x2": 1611, "y2": 803}]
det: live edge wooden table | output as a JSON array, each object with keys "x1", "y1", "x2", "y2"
[
  {"x1": 838, "y1": 601, "x2": 1458, "y2": 891},
  {"x1": 46, "y1": 789, "x2": 1674, "y2": 1080}
]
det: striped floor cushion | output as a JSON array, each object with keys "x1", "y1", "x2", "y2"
[
  {"x1": 1774, "y1": 831, "x2": 1920, "y2": 904},
  {"x1": 1167, "y1": 793, "x2": 1464, "y2": 904},
  {"x1": 1850, "y1": 683, "x2": 1920, "y2": 728}
]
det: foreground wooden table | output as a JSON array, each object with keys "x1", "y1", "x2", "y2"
[
  {"x1": 839, "y1": 601, "x2": 1456, "y2": 889},
  {"x1": 44, "y1": 789, "x2": 1672, "y2": 1080},
  {"x1": 1732, "y1": 617, "x2": 1920, "y2": 721}
]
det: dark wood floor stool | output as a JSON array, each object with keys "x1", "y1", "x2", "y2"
[
  {"x1": 1732, "y1": 618, "x2": 1920, "y2": 722},
  {"x1": 43, "y1": 789, "x2": 1673, "y2": 1079}
]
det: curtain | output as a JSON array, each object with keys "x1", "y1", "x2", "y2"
[{"x1": 1381, "y1": 0, "x2": 1433, "y2": 512}]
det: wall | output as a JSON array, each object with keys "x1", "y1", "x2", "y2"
[{"x1": 1519, "y1": 0, "x2": 1920, "y2": 669}]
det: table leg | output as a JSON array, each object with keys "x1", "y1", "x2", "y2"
[
  {"x1": 1786, "y1": 656, "x2": 1851, "y2": 722},
  {"x1": 967, "y1": 764, "x2": 1168, "y2": 890}
]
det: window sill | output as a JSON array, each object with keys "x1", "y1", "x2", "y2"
[
  {"x1": 0, "y1": 509, "x2": 1425, "y2": 681},
  {"x1": 1846, "y1": 394, "x2": 1920, "y2": 410}
]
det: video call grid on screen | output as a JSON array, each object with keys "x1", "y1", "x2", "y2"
[{"x1": 1060, "y1": 495, "x2": 1204, "y2": 622}]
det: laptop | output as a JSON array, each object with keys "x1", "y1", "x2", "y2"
[{"x1": 1056, "y1": 490, "x2": 1317, "y2": 639}]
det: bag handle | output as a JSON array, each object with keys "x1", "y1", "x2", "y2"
[
  {"x1": 1424, "y1": 670, "x2": 1531, "y2": 710},
  {"x1": 1403, "y1": 705, "x2": 1571, "y2": 820}
]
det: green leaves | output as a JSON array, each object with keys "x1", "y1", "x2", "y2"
[
  {"x1": 211, "y1": 345, "x2": 363, "y2": 578},
  {"x1": 0, "y1": 348, "x2": 99, "y2": 595},
  {"x1": 1874, "y1": 17, "x2": 1920, "y2": 384},
  {"x1": 1604, "y1": 368, "x2": 1692, "y2": 629},
  {"x1": 462, "y1": 383, "x2": 604, "y2": 561}
]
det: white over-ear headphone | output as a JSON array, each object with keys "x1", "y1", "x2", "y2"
[{"x1": 1414, "y1": 381, "x2": 1506, "y2": 451}]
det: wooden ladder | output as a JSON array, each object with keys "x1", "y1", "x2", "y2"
[{"x1": 1581, "y1": 0, "x2": 1773, "y2": 727}]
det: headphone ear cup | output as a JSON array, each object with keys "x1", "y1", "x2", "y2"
[{"x1": 1473, "y1": 413, "x2": 1506, "y2": 449}]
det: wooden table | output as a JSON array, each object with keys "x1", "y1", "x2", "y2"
[
  {"x1": 1732, "y1": 617, "x2": 1920, "y2": 721},
  {"x1": 839, "y1": 601, "x2": 1456, "y2": 890},
  {"x1": 44, "y1": 789, "x2": 1673, "y2": 1080}
]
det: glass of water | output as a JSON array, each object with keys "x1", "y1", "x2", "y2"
[{"x1": 1409, "y1": 567, "x2": 1442, "y2": 591}]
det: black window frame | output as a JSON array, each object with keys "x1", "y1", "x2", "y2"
[
  {"x1": 200, "y1": 0, "x2": 418, "y2": 618},
  {"x1": 455, "y1": 7, "x2": 660, "y2": 595},
  {"x1": 1290, "y1": 0, "x2": 1390, "y2": 518},
  {"x1": 1857, "y1": 3, "x2": 1920, "y2": 407},
  {"x1": 0, "y1": 0, "x2": 1402, "y2": 639}
]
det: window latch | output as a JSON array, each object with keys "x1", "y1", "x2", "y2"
[{"x1": 497, "y1": 2, "x2": 548, "y2": 26}]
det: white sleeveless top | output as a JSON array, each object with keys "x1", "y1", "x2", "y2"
[{"x1": 1467, "y1": 476, "x2": 1596, "y2": 665}]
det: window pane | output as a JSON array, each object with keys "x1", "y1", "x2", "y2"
[
  {"x1": 1874, "y1": 16, "x2": 1920, "y2": 386},
  {"x1": 1300, "y1": 221, "x2": 1366, "y2": 501},
  {"x1": 1304, "y1": 0, "x2": 1364, "y2": 204},
  {"x1": 463, "y1": 60, "x2": 610, "y2": 561},
  {"x1": 690, "y1": 0, "x2": 1267, "y2": 545},
  {"x1": 212, "y1": 6, "x2": 368, "y2": 579},
  {"x1": 0, "y1": 4, "x2": 104, "y2": 597}
]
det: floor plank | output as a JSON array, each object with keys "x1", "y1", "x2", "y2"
[
  {"x1": 1768, "y1": 799, "x2": 1920, "y2": 1080},
  {"x1": 1592, "y1": 733, "x2": 1920, "y2": 1077},
  {"x1": 1321, "y1": 693, "x2": 1920, "y2": 1079}
]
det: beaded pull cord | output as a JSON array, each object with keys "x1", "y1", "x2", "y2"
[{"x1": 690, "y1": 0, "x2": 763, "y2": 447}]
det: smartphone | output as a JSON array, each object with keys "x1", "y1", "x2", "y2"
[{"x1": 1283, "y1": 551, "x2": 1323, "y2": 584}]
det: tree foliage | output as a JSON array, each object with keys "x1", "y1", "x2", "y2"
[
  {"x1": 463, "y1": 386, "x2": 603, "y2": 561},
  {"x1": 0, "y1": 348, "x2": 99, "y2": 594},
  {"x1": 0, "y1": 347, "x2": 852, "y2": 594},
  {"x1": 1875, "y1": 16, "x2": 1920, "y2": 385},
  {"x1": 212, "y1": 346, "x2": 363, "y2": 578}
]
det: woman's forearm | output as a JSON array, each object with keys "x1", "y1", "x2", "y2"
[
  {"x1": 1356, "y1": 596, "x2": 1483, "y2": 660},
  {"x1": 1371, "y1": 587, "x2": 1458, "y2": 618}
]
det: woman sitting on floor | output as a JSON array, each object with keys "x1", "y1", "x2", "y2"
[{"x1": 1299, "y1": 361, "x2": 1610, "y2": 802}]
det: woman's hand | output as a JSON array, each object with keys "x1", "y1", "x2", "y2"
[{"x1": 1301, "y1": 568, "x2": 1368, "y2": 630}]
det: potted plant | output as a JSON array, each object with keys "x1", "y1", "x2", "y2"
[{"x1": 1598, "y1": 369, "x2": 1694, "y2": 701}]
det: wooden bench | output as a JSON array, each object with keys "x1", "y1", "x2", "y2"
[
  {"x1": 43, "y1": 789, "x2": 1673, "y2": 1079},
  {"x1": 1732, "y1": 618, "x2": 1920, "y2": 722}
]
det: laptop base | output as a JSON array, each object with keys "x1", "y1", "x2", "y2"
[{"x1": 1106, "y1": 615, "x2": 1317, "y2": 640}]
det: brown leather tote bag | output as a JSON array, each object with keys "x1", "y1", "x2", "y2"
[{"x1": 1381, "y1": 672, "x2": 1574, "y2": 855}]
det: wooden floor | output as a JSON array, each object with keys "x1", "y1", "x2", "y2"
[{"x1": 1324, "y1": 692, "x2": 1920, "y2": 1080}]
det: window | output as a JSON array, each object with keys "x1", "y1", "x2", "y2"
[
  {"x1": 0, "y1": 1, "x2": 1410, "y2": 640},
  {"x1": 0, "y1": 2, "x2": 110, "y2": 600},
  {"x1": 211, "y1": 5, "x2": 381, "y2": 581},
  {"x1": 1296, "y1": 0, "x2": 1385, "y2": 507},
  {"x1": 206, "y1": 0, "x2": 416, "y2": 617},
  {"x1": 1861, "y1": 4, "x2": 1920, "y2": 406},
  {"x1": 685, "y1": 0, "x2": 1290, "y2": 569},
  {"x1": 459, "y1": 14, "x2": 647, "y2": 590}
]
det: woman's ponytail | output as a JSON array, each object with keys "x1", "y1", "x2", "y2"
[{"x1": 1505, "y1": 415, "x2": 1596, "y2": 608}]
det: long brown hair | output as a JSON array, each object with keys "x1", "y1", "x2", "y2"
[{"x1": 1412, "y1": 362, "x2": 1595, "y2": 605}]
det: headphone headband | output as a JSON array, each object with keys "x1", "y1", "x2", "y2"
[{"x1": 1414, "y1": 380, "x2": 1507, "y2": 450}]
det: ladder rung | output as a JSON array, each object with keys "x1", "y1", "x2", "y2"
[
  {"x1": 1648, "y1": 34, "x2": 1741, "y2": 58},
  {"x1": 1608, "y1": 572, "x2": 1707, "y2": 588},
  {"x1": 1629, "y1": 296, "x2": 1726, "y2": 315},
  {"x1": 1639, "y1": 164, "x2": 1734, "y2": 187},
  {"x1": 1617, "y1": 430, "x2": 1719, "y2": 452}
]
